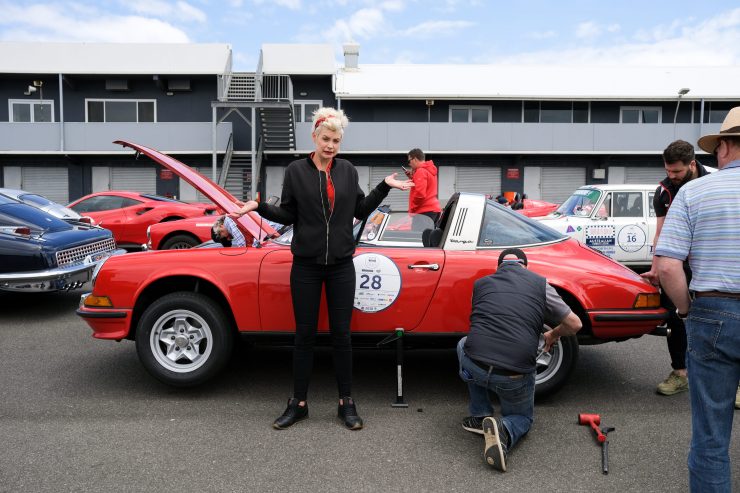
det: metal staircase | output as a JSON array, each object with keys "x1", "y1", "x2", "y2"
[
  {"x1": 222, "y1": 154, "x2": 252, "y2": 200},
  {"x1": 214, "y1": 72, "x2": 294, "y2": 199},
  {"x1": 259, "y1": 106, "x2": 295, "y2": 150}
]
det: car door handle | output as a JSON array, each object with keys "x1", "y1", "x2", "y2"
[{"x1": 408, "y1": 263, "x2": 440, "y2": 271}]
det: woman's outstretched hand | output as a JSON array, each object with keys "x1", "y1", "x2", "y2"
[
  {"x1": 231, "y1": 200, "x2": 259, "y2": 218},
  {"x1": 384, "y1": 173, "x2": 415, "y2": 191}
]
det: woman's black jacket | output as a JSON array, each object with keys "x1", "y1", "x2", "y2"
[{"x1": 256, "y1": 157, "x2": 391, "y2": 264}]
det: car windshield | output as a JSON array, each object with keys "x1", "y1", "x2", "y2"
[
  {"x1": 478, "y1": 200, "x2": 565, "y2": 247},
  {"x1": 19, "y1": 194, "x2": 54, "y2": 208},
  {"x1": 272, "y1": 209, "x2": 388, "y2": 246},
  {"x1": 554, "y1": 188, "x2": 602, "y2": 217},
  {"x1": 0, "y1": 203, "x2": 70, "y2": 233}
]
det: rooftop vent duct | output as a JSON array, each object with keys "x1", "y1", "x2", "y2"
[{"x1": 343, "y1": 43, "x2": 359, "y2": 69}]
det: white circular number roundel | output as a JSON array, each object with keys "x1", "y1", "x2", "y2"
[
  {"x1": 352, "y1": 253, "x2": 402, "y2": 313},
  {"x1": 617, "y1": 224, "x2": 647, "y2": 253}
]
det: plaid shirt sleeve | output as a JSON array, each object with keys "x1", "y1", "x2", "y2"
[
  {"x1": 654, "y1": 187, "x2": 691, "y2": 261},
  {"x1": 224, "y1": 216, "x2": 247, "y2": 247}
]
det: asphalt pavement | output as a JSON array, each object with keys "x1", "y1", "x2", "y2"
[{"x1": 1, "y1": 288, "x2": 738, "y2": 492}]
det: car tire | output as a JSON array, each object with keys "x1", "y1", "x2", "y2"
[
  {"x1": 135, "y1": 292, "x2": 233, "y2": 387},
  {"x1": 160, "y1": 234, "x2": 200, "y2": 250},
  {"x1": 534, "y1": 334, "x2": 579, "y2": 397}
]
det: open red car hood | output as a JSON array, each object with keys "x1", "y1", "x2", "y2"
[{"x1": 114, "y1": 140, "x2": 276, "y2": 241}]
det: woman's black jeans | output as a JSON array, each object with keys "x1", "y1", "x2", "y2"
[{"x1": 290, "y1": 257, "x2": 356, "y2": 401}]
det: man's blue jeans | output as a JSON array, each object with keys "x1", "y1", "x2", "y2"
[
  {"x1": 457, "y1": 337, "x2": 534, "y2": 450},
  {"x1": 686, "y1": 297, "x2": 740, "y2": 493}
]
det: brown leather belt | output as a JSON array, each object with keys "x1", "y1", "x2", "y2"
[
  {"x1": 470, "y1": 358, "x2": 521, "y2": 376},
  {"x1": 694, "y1": 291, "x2": 740, "y2": 300}
]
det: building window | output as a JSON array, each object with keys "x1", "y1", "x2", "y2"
[
  {"x1": 85, "y1": 99, "x2": 156, "y2": 122},
  {"x1": 620, "y1": 106, "x2": 661, "y2": 124},
  {"x1": 294, "y1": 100, "x2": 322, "y2": 123},
  {"x1": 522, "y1": 101, "x2": 590, "y2": 123},
  {"x1": 8, "y1": 100, "x2": 55, "y2": 122},
  {"x1": 449, "y1": 105, "x2": 491, "y2": 123}
]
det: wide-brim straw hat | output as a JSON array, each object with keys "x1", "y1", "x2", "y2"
[{"x1": 698, "y1": 106, "x2": 740, "y2": 153}]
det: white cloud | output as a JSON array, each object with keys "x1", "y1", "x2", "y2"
[
  {"x1": 575, "y1": 21, "x2": 620, "y2": 39},
  {"x1": 0, "y1": 3, "x2": 190, "y2": 42},
  {"x1": 330, "y1": 7, "x2": 387, "y2": 42},
  {"x1": 528, "y1": 30, "x2": 557, "y2": 40},
  {"x1": 124, "y1": 0, "x2": 206, "y2": 23},
  {"x1": 252, "y1": 0, "x2": 301, "y2": 9},
  {"x1": 488, "y1": 8, "x2": 740, "y2": 66},
  {"x1": 403, "y1": 20, "x2": 475, "y2": 38}
]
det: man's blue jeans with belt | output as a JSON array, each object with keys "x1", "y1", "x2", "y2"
[
  {"x1": 456, "y1": 337, "x2": 534, "y2": 450},
  {"x1": 686, "y1": 297, "x2": 740, "y2": 493}
]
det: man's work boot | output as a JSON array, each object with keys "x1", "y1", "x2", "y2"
[
  {"x1": 656, "y1": 371, "x2": 688, "y2": 396},
  {"x1": 483, "y1": 417, "x2": 510, "y2": 472}
]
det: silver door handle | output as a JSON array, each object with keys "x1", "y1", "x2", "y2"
[{"x1": 408, "y1": 263, "x2": 440, "y2": 271}]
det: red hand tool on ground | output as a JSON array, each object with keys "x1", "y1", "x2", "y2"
[{"x1": 578, "y1": 413, "x2": 615, "y2": 474}]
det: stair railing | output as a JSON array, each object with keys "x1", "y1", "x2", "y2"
[{"x1": 219, "y1": 133, "x2": 234, "y2": 187}]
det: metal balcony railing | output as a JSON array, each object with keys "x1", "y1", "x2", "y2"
[{"x1": 217, "y1": 73, "x2": 292, "y2": 102}]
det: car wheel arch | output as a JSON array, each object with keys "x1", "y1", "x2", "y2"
[
  {"x1": 131, "y1": 275, "x2": 238, "y2": 341},
  {"x1": 160, "y1": 232, "x2": 201, "y2": 250}
]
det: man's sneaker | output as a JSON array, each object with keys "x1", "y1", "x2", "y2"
[
  {"x1": 462, "y1": 416, "x2": 486, "y2": 435},
  {"x1": 483, "y1": 417, "x2": 510, "y2": 472},
  {"x1": 735, "y1": 384, "x2": 740, "y2": 410},
  {"x1": 656, "y1": 371, "x2": 688, "y2": 396}
]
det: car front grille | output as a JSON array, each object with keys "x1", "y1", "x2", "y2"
[{"x1": 56, "y1": 238, "x2": 117, "y2": 267}]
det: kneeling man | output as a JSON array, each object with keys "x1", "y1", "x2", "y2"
[{"x1": 457, "y1": 248, "x2": 582, "y2": 471}]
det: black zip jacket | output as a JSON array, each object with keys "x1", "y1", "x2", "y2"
[{"x1": 256, "y1": 157, "x2": 391, "y2": 264}]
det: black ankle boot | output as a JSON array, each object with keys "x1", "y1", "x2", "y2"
[
  {"x1": 273, "y1": 398, "x2": 308, "y2": 430},
  {"x1": 338, "y1": 397, "x2": 363, "y2": 430}
]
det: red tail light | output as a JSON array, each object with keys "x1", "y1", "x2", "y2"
[
  {"x1": 78, "y1": 216, "x2": 92, "y2": 224},
  {"x1": 14, "y1": 227, "x2": 31, "y2": 236}
]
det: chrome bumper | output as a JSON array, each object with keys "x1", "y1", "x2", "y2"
[{"x1": 0, "y1": 249, "x2": 126, "y2": 293}]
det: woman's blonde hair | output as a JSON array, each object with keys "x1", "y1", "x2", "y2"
[{"x1": 311, "y1": 107, "x2": 349, "y2": 136}]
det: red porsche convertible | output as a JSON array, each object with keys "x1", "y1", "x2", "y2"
[
  {"x1": 77, "y1": 141, "x2": 667, "y2": 395},
  {"x1": 68, "y1": 191, "x2": 218, "y2": 250}
]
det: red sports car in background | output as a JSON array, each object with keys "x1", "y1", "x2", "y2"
[
  {"x1": 68, "y1": 191, "x2": 219, "y2": 250},
  {"x1": 518, "y1": 199, "x2": 559, "y2": 218},
  {"x1": 147, "y1": 215, "x2": 216, "y2": 250},
  {"x1": 78, "y1": 141, "x2": 667, "y2": 396}
]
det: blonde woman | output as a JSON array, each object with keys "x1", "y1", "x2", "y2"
[{"x1": 235, "y1": 107, "x2": 413, "y2": 430}]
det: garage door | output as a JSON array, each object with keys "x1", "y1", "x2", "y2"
[
  {"x1": 22, "y1": 167, "x2": 69, "y2": 204},
  {"x1": 370, "y1": 166, "x2": 409, "y2": 212},
  {"x1": 541, "y1": 167, "x2": 586, "y2": 203},
  {"x1": 110, "y1": 167, "x2": 156, "y2": 194},
  {"x1": 455, "y1": 167, "x2": 501, "y2": 197},
  {"x1": 625, "y1": 167, "x2": 664, "y2": 185},
  {"x1": 196, "y1": 167, "x2": 222, "y2": 203}
]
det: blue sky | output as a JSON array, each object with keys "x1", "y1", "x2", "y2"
[{"x1": 1, "y1": 0, "x2": 739, "y2": 70}]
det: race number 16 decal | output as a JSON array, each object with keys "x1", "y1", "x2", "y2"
[{"x1": 352, "y1": 253, "x2": 402, "y2": 313}]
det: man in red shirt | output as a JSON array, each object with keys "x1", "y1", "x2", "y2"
[{"x1": 405, "y1": 148, "x2": 442, "y2": 230}]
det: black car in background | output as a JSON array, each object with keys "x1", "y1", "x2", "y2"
[{"x1": 0, "y1": 194, "x2": 121, "y2": 292}]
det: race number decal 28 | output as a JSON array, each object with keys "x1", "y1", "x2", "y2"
[{"x1": 352, "y1": 253, "x2": 402, "y2": 313}]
